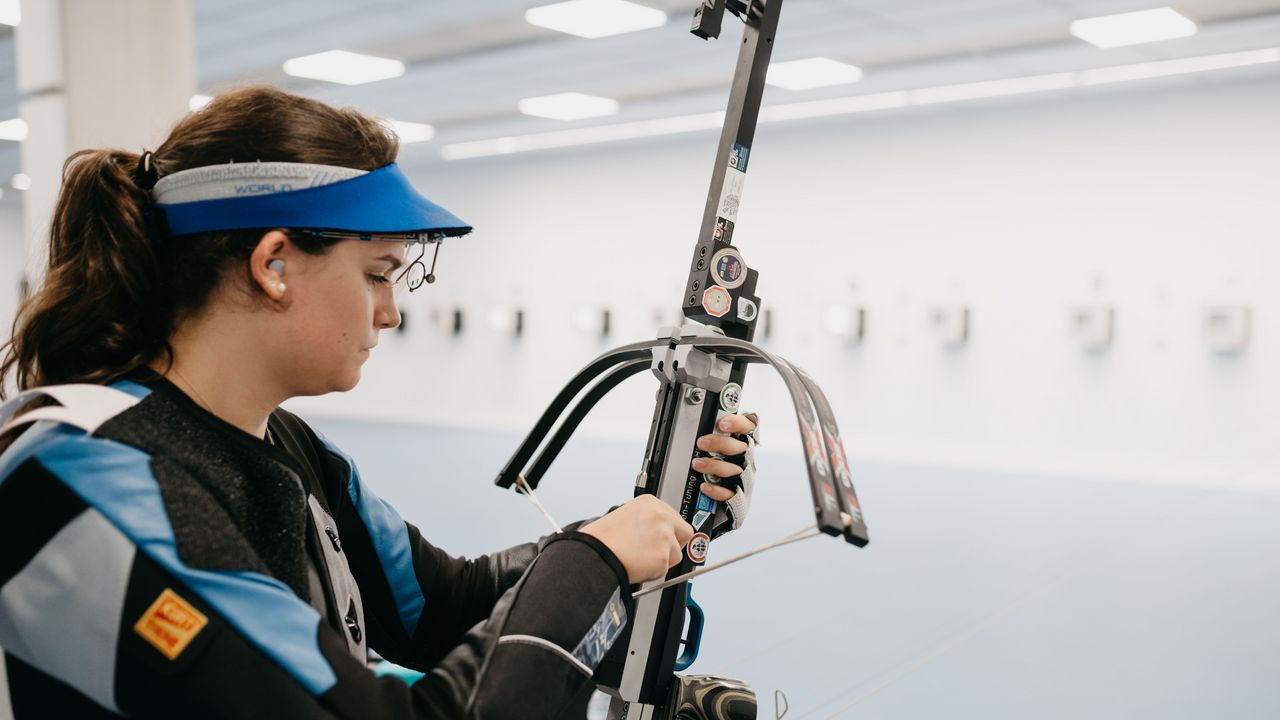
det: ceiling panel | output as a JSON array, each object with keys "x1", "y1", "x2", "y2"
[{"x1": 2, "y1": 0, "x2": 1280, "y2": 186}]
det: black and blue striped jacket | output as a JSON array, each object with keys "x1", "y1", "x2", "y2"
[{"x1": 0, "y1": 375, "x2": 631, "y2": 718}]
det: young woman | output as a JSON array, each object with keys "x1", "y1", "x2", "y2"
[{"x1": 0, "y1": 87, "x2": 758, "y2": 719}]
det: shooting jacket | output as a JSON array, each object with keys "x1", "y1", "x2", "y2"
[{"x1": 0, "y1": 373, "x2": 633, "y2": 719}]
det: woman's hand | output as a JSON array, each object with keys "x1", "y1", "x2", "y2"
[
  {"x1": 692, "y1": 413, "x2": 759, "y2": 502},
  {"x1": 580, "y1": 495, "x2": 695, "y2": 584}
]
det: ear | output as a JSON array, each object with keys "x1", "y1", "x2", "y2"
[{"x1": 250, "y1": 230, "x2": 295, "y2": 300}]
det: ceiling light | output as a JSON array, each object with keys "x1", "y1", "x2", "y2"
[
  {"x1": 443, "y1": 47, "x2": 1279, "y2": 160},
  {"x1": 526, "y1": 0, "x2": 667, "y2": 39},
  {"x1": 384, "y1": 119, "x2": 435, "y2": 143},
  {"x1": 12, "y1": 173, "x2": 31, "y2": 190},
  {"x1": 1070, "y1": 7, "x2": 1197, "y2": 49},
  {"x1": 766, "y1": 58, "x2": 863, "y2": 90},
  {"x1": 1079, "y1": 48, "x2": 1280, "y2": 85},
  {"x1": 442, "y1": 111, "x2": 723, "y2": 160},
  {"x1": 282, "y1": 50, "x2": 405, "y2": 86},
  {"x1": 0, "y1": 118, "x2": 28, "y2": 142},
  {"x1": 759, "y1": 92, "x2": 909, "y2": 122},
  {"x1": 912, "y1": 73, "x2": 1076, "y2": 104},
  {"x1": 189, "y1": 94, "x2": 212, "y2": 111},
  {"x1": 518, "y1": 92, "x2": 620, "y2": 121},
  {"x1": 0, "y1": 0, "x2": 19, "y2": 26}
]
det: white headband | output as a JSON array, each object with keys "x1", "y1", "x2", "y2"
[{"x1": 152, "y1": 162, "x2": 367, "y2": 204}]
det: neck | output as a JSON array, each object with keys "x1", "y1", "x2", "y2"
[{"x1": 151, "y1": 313, "x2": 285, "y2": 439}]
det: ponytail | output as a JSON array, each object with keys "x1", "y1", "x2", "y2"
[{"x1": 1, "y1": 149, "x2": 168, "y2": 393}]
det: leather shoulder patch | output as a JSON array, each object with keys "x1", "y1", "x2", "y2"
[{"x1": 134, "y1": 588, "x2": 208, "y2": 660}]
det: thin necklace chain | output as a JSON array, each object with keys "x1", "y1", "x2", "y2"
[
  {"x1": 168, "y1": 364, "x2": 216, "y2": 414},
  {"x1": 168, "y1": 364, "x2": 275, "y2": 445}
]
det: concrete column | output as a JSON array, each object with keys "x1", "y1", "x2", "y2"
[{"x1": 14, "y1": 0, "x2": 194, "y2": 281}]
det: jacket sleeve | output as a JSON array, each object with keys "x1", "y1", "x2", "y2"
[
  {"x1": 338, "y1": 499, "x2": 601, "y2": 674},
  {"x1": 325, "y1": 530, "x2": 632, "y2": 719},
  {"x1": 317, "y1": 435, "x2": 606, "y2": 674},
  {"x1": 0, "y1": 432, "x2": 631, "y2": 720}
]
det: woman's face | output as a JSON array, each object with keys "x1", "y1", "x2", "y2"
[{"x1": 271, "y1": 237, "x2": 406, "y2": 395}]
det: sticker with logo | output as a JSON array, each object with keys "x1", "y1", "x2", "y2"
[
  {"x1": 688, "y1": 532, "x2": 710, "y2": 564},
  {"x1": 709, "y1": 248, "x2": 747, "y2": 289},
  {"x1": 702, "y1": 286, "x2": 732, "y2": 317},
  {"x1": 713, "y1": 217, "x2": 735, "y2": 244},
  {"x1": 134, "y1": 588, "x2": 208, "y2": 660},
  {"x1": 719, "y1": 384, "x2": 742, "y2": 413},
  {"x1": 717, "y1": 168, "x2": 746, "y2": 223},
  {"x1": 692, "y1": 510, "x2": 712, "y2": 530},
  {"x1": 696, "y1": 493, "x2": 716, "y2": 513}
]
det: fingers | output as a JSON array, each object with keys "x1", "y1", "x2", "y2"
[
  {"x1": 696, "y1": 434, "x2": 748, "y2": 456},
  {"x1": 667, "y1": 536, "x2": 683, "y2": 569},
  {"x1": 692, "y1": 456, "x2": 744, "y2": 479},
  {"x1": 587, "y1": 495, "x2": 711, "y2": 584},
  {"x1": 691, "y1": 413, "x2": 755, "y2": 502},
  {"x1": 623, "y1": 495, "x2": 698, "y2": 578},
  {"x1": 699, "y1": 482, "x2": 735, "y2": 502},
  {"x1": 642, "y1": 494, "x2": 694, "y2": 542},
  {"x1": 715, "y1": 413, "x2": 757, "y2": 435},
  {"x1": 673, "y1": 518, "x2": 695, "y2": 546}
]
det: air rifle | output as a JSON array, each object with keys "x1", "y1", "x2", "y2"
[{"x1": 496, "y1": 2, "x2": 868, "y2": 718}]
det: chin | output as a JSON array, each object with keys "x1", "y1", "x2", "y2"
[{"x1": 334, "y1": 368, "x2": 362, "y2": 393}]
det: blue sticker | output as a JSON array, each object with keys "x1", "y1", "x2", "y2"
[
  {"x1": 729, "y1": 144, "x2": 750, "y2": 172},
  {"x1": 696, "y1": 493, "x2": 716, "y2": 513},
  {"x1": 715, "y1": 253, "x2": 743, "y2": 284}
]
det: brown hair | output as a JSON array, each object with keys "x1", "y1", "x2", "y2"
[{"x1": 0, "y1": 86, "x2": 399, "y2": 396}]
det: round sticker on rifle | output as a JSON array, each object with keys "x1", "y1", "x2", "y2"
[
  {"x1": 709, "y1": 248, "x2": 746, "y2": 289},
  {"x1": 702, "y1": 286, "x2": 731, "y2": 317},
  {"x1": 688, "y1": 532, "x2": 710, "y2": 564},
  {"x1": 720, "y1": 383, "x2": 742, "y2": 413}
]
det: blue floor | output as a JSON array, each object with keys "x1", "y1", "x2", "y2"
[{"x1": 313, "y1": 417, "x2": 1280, "y2": 719}]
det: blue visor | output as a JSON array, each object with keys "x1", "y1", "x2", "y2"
[{"x1": 156, "y1": 163, "x2": 472, "y2": 239}]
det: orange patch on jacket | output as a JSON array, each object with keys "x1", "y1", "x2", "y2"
[{"x1": 134, "y1": 588, "x2": 208, "y2": 660}]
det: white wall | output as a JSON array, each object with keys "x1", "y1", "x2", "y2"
[
  {"x1": 289, "y1": 74, "x2": 1280, "y2": 491},
  {"x1": 2, "y1": 74, "x2": 1274, "y2": 490},
  {"x1": 0, "y1": 200, "x2": 23, "y2": 363}
]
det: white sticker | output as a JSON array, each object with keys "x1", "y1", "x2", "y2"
[
  {"x1": 702, "y1": 286, "x2": 732, "y2": 317},
  {"x1": 720, "y1": 383, "x2": 742, "y2": 413},
  {"x1": 692, "y1": 510, "x2": 712, "y2": 530},
  {"x1": 717, "y1": 168, "x2": 747, "y2": 223}
]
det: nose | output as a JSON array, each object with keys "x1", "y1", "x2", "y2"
[{"x1": 375, "y1": 287, "x2": 401, "y2": 331}]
